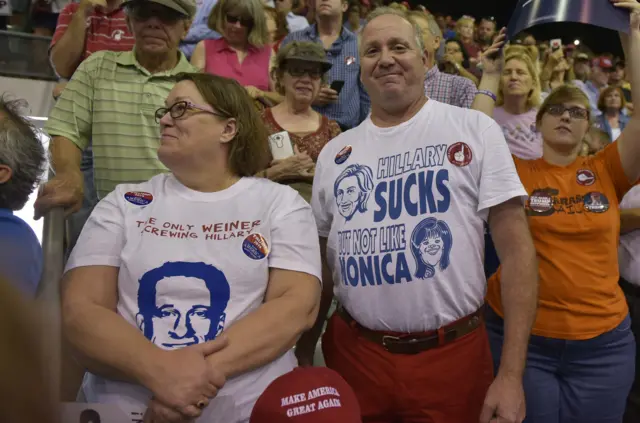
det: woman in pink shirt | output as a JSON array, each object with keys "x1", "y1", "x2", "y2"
[
  {"x1": 493, "y1": 51, "x2": 544, "y2": 160},
  {"x1": 191, "y1": 0, "x2": 277, "y2": 104}
]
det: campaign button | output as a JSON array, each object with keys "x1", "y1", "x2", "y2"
[
  {"x1": 124, "y1": 191, "x2": 153, "y2": 206},
  {"x1": 447, "y1": 142, "x2": 472, "y2": 167},
  {"x1": 242, "y1": 233, "x2": 269, "y2": 260},
  {"x1": 335, "y1": 145, "x2": 352, "y2": 165},
  {"x1": 583, "y1": 192, "x2": 609, "y2": 213},
  {"x1": 528, "y1": 191, "x2": 553, "y2": 213},
  {"x1": 576, "y1": 169, "x2": 595, "y2": 186}
]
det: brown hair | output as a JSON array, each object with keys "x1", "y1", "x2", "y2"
[
  {"x1": 208, "y1": 0, "x2": 269, "y2": 48},
  {"x1": 597, "y1": 85, "x2": 626, "y2": 113},
  {"x1": 497, "y1": 52, "x2": 542, "y2": 110},
  {"x1": 536, "y1": 84, "x2": 591, "y2": 126},
  {"x1": 176, "y1": 73, "x2": 270, "y2": 176},
  {"x1": 0, "y1": 278, "x2": 57, "y2": 423},
  {"x1": 263, "y1": 5, "x2": 288, "y2": 42},
  {"x1": 272, "y1": 41, "x2": 330, "y2": 94}
]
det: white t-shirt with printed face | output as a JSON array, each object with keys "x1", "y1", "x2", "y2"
[
  {"x1": 312, "y1": 100, "x2": 527, "y2": 333},
  {"x1": 66, "y1": 174, "x2": 322, "y2": 422}
]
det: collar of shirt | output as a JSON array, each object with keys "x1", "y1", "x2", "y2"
[
  {"x1": 304, "y1": 24, "x2": 356, "y2": 53},
  {"x1": 115, "y1": 51, "x2": 195, "y2": 76},
  {"x1": 213, "y1": 38, "x2": 260, "y2": 54}
]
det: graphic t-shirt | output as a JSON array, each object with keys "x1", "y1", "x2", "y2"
[
  {"x1": 492, "y1": 106, "x2": 543, "y2": 160},
  {"x1": 311, "y1": 100, "x2": 527, "y2": 332},
  {"x1": 486, "y1": 143, "x2": 633, "y2": 340},
  {"x1": 66, "y1": 174, "x2": 322, "y2": 422}
]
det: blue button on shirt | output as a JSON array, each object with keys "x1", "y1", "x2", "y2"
[
  {"x1": 282, "y1": 25, "x2": 370, "y2": 130},
  {"x1": 0, "y1": 209, "x2": 43, "y2": 297}
]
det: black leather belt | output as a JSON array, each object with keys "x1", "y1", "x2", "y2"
[{"x1": 336, "y1": 306, "x2": 483, "y2": 355}]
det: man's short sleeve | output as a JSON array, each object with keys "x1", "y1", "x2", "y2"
[
  {"x1": 65, "y1": 189, "x2": 125, "y2": 272},
  {"x1": 310, "y1": 153, "x2": 332, "y2": 238},
  {"x1": 44, "y1": 52, "x2": 98, "y2": 150},
  {"x1": 457, "y1": 77, "x2": 477, "y2": 109},
  {"x1": 478, "y1": 121, "x2": 528, "y2": 212},
  {"x1": 268, "y1": 188, "x2": 322, "y2": 281}
]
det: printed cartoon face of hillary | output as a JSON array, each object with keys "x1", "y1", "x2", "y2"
[
  {"x1": 136, "y1": 261, "x2": 230, "y2": 350},
  {"x1": 410, "y1": 217, "x2": 453, "y2": 279},
  {"x1": 333, "y1": 164, "x2": 375, "y2": 221}
]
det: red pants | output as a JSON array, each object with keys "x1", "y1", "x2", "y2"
[{"x1": 322, "y1": 313, "x2": 494, "y2": 423}]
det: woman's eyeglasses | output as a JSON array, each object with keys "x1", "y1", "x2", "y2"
[
  {"x1": 155, "y1": 101, "x2": 225, "y2": 123},
  {"x1": 226, "y1": 14, "x2": 253, "y2": 27},
  {"x1": 546, "y1": 105, "x2": 589, "y2": 120},
  {"x1": 286, "y1": 66, "x2": 323, "y2": 79}
]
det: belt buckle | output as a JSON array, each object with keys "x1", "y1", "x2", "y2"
[{"x1": 381, "y1": 335, "x2": 401, "y2": 351}]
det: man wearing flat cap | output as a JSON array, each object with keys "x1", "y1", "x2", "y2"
[{"x1": 36, "y1": 0, "x2": 198, "y2": 220}]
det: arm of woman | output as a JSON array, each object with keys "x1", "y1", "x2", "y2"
[
  {"x1": 191, "y1": 41, "x2": 206, "y2": 71},
  {"x1": 205, "y1": 192, "x2": 322, "y2": 378},
  {"x1": 621, "y1": 208, "x2": 640, "y2": 234},
  {"x1": 614, "y1": 0, "x2": 640, "y2": 183}
]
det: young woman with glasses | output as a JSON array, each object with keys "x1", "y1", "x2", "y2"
[{"x1": 485, "y1": 3, "x2": 640, "y2": 419}]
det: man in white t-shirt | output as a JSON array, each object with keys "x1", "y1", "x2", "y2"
[{"x1": 297, "y1": 7, "x2": 538, "y2": 423}]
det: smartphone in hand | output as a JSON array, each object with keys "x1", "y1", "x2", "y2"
[
  {"x1": 268, "y1": 131, "x2": 294, "y2": 160},
  {"x1": 330, "y1": 80, "x2": 345, "y2": 95}
]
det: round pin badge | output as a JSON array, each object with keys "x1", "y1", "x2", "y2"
[
  {"x1": 583, "y1": 191, "x2": 609, "y2": 213},
  {"x1": 447, "y1": 142, "x2": 472, "y2": 167},
  {"x1": 528, "y1": 191, "x2": 553, "y2": 213},
  {"x1": 576, "y1": 169, "x2": 596, "y2": 186},
  {"x1": 242, "y1": 233, "x2": 269, "y2": 260},
  {"x1": 335, "y1": 145, "x2": 352, "y2": 165},
  {"x1": 124, "y1": 191, "x2": 153, "y2": 206}
]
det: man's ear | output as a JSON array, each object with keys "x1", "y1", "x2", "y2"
[
  {"x1": 181, "y1": 19, "x2": 192, "y2": 40},
  {"x1": 341, "y1": 0, "x2": 348, "y2": 13},
  {"x1": 0, "y1": 165, "x2": 12, "y2": 184},
  {"x1": 219, "y1": 119, "x2": 238, "y2": 144}
]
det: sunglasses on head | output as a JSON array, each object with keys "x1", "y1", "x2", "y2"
[
  {"x1": 128, "y1": 3, "x2": 186, "y2": 23},
  {"x1": 546, "y1": 105, "x2": 589, "y2": 120},
  {"x1": 226, "y1": 14, "x2": 253, "y2": 27}
]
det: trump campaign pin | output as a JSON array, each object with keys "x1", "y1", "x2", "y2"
[
  {"x1": 335, "y1": 145, "x2": 352, "y2": 165},
  {"x1": 576, "y1": 169, "x2": 596, "y2": 186},
  {"x1": 447, "y1": 142, "x2": 472, "y2": 167},
  {"x1": 528, "y1": 191, "x2": 553, "y2": 213},
  {"x1": 124, "y1": 191, "x2": 153, "y2": 206},
  {"x1": 242, "y1": 233, "x2": 269, "y2": 260},
  {"x1": 583, "y1": 191, "x2": 609, "y2": 213}
]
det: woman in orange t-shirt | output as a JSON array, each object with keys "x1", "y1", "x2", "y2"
[{"x1": 486, "y1": 3, "x2": 640, "y2": 421}]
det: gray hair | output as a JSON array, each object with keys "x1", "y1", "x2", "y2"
[
  {"x1": 358, "y1": 7, "x2": 424, "y2": 55},
  {"x1": 0, "y1": 97, "x2": 46, "y2": 210}
]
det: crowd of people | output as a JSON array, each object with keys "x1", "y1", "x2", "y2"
[{"x1": 1, "y1": 0, "x2": 640, "y2": 422}]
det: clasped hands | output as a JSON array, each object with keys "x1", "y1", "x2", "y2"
[{"x1": 142, "y1": 336, "x2": 229, "y2": 423}]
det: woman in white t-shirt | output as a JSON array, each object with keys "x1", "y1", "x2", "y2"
[
  {"x1": 61, "y1": 73, "x2": 322, "y2": 423},
  {"x1": 493, "y1": 50, "x2": 544, "y2": 160}
]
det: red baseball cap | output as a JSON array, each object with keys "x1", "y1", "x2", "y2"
[
  {"x1": 592, "y1": 56, "x2": 613, "y2": 69},
  {"x1": 250, "y1": 368, "x2": 362, "y2": 423}
]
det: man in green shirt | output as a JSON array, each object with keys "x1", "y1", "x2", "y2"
[{"x1": 35, "y1": 0, "x2": 197, "y2": 223}]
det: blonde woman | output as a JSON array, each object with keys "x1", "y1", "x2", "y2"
[
  {"x1": 493, "y1": 51, "x2": 543, "y2": 159},
  {"x1": 192, "y1": 0, "x2": 275, "y2": 102},
  {"x1": 455, "y1": 16, "x2": 481, "y2": 67}
]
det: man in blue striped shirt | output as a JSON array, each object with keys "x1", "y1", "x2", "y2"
[{"x1": 281, "y1": 0, "x2": 370, "y2": 130}]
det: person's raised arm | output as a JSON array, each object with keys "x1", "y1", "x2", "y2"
[
  {"x1": 49, "y1": 0, "x2": 99, "y2": 78},
  {"x1": 471, "y1": 28, "x2": 506, "y2": 117},
  {"x1": 613, "y1": 0, "x2": 640, "y2": 183}
]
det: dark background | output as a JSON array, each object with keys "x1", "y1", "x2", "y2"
[{"x1": 416, "y1": 0, "x2": 624, "y2": 57}]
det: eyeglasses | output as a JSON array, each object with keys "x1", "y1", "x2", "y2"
[
  {"x1": 546, "y1": 105, "x2": 589, "y2": 120},
  {"x1": 127, "y1": 4, "x2": 186, "y2": 23},
  {"x1": 226, "y1": 14, "x2": 253, "y2": 27},
  {"x1": 154, "y1": 101, "x2": 226, "y2": 123},
  {"x1": 286, "y1": 66, "x2": 323, "y2": 79}
]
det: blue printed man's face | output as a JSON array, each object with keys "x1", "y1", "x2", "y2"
[
  {"x1": 419, "y1": 234, "x2": 443, "y2": 267},
  {"x1": 152, "y1": 276, "x2": 213, "y2": 349},
  {"x1": 336, "y1": 176, "x2": 361, "y2": 218}
]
